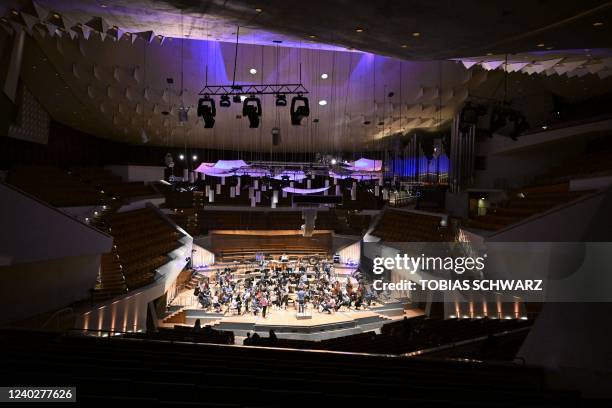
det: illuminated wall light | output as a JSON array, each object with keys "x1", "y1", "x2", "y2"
[
  {"x1": 97, "y1": 306, "x2": 105, "y2": 333},
  {"x1": 249, "y1": 68, "x2": 257, "y2": 75},
  {"x1": 192, "y1": 155, "x2": 198, "y2": 160},
  {"x1": 111, "y1": 302, "x2": 117, "y2": 332},
  {"x1": 318, "y1": 100, "x2": 327, "y2": 106},
  {"x1": 592, "y1": 22, "x2": 604, "y2": 27},
  {"x1": 355, "y1": 27, "x2": 364, "y2": 33},
  {"x1": 412, "y1": 32, "x2": 421, "y2": 37},
  {"x1": 255, "y1": 8, "x2": 263, "y2": 13},
  {"x1": 514, "y1": 300, "x2": 520, "y2": 318},
  {"x1": 536, "y1": 43, "x2": 545, "y2": 47},
  {"x1": 179, "y1": 154, "x2": 184, "y2": 160},
  {"x1": 320, "y1": 73, "x2": 328, "y2": 79},
  {"x1": 83, "y1": 312, "x2": 91, "y2": 331}
]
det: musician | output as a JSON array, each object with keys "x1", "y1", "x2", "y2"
[{"x1": 297, "y1": 288, "x2": 306, "y2": 314}]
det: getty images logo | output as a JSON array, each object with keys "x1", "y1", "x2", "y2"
[{"x1": 372, "y1": 254, "x2": 487, "y2": 275}]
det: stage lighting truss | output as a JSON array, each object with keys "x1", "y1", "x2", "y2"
[{"x1": 198, "y1": 83, "x2": 308, "y2": 97}]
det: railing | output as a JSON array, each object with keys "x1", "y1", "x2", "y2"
[
  {"x1": 402, "y1": 325, "x2": 532, "y2": 358},
  {"x1": 41, "y1": 307, "x2": 75, "y2": 330}
]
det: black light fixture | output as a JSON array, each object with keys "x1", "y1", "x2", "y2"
[
  {"x1": 290, "y1": 94, "x2": 310, "y2": 125},
  {"x1": 459, "y1": 101, "x2": 487, "y2": 133},
  {"x1": 220, "y1": 94, "x2": 231, "y2": 108},
  {"x1": 275, "y1": 94, "x2": 287, "y2": 107},
  {"x1": 243, "y1": 95, "x2": 262, "y2": 128},
  {"x1": 197, "y1": 95, "x2": 216, "y2": 128},
  {"x1": 233, "y1": 95, "x2": 242, "y2": 103},
  {"x1": 489, "y1": 105, "x2": 529, "y2": 140}
]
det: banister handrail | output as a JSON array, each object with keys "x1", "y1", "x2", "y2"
[{"x1": 41, "y1": 307, "x2": 75, "y2": 330}]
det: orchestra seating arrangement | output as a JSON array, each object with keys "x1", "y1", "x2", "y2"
[
  {"x1": 105, "y1": 208, "x2": 181, "y2": 290},
  {"x1": 372, "y1": 209, "x2": 455, "y2": 242},
  {"x1": 0, "y1": 328, "x2": 583, "y2": 406},
  {"x1": 92, "y1": 252, "x2": 127, "y2": 301},
  {"x1": 464, "y1": 183, "x2": 589, "y2": 231},
  {"x1": 169, "y1": 209, "x2": 368, "y2": 236},
  {"x1": 210, "y1": 232, "x2": 332, "y2": 261},
  {"x1": 164, "y1": 183, "x2": 384, "y2": 210}
]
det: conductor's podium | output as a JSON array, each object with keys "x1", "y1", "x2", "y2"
[{"x1": 296, "y1": 312, "x2": 313, "y2": 320}]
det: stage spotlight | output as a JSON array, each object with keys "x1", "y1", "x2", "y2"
[
  {"x1": 179, "y1": 154, "x2": 184, "y2": 160},
  {"x1": 290, "y1": 94, "x2": 310, "y2": 125},
  {"x1": 220, "y1": 94, "x2": 231, "y2": 108},
  {"x1": 192, "y1": 155, "x2": 198, "y2": 160},
  {"x1": 275, "y1": 94, "x2": 287, "y2": 107},
  {"x1": 331, "y1": 158, "x2": 337, "y2": 165},
  {"x1": 197, "y1": 95, "x2": 216, "y2": 128},
  {"x1": 243, "y1": 95, "x2": 262, "y2": 128},
  {"x1": 232, "y1": 95, "x2": 242, "y2": 103}
]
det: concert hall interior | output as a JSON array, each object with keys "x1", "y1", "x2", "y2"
[{"x1": 1, "y1": 0, "x2": 612, "y2": 406}]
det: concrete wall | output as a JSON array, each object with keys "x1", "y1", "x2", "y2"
[
  {"x1": 487, "y1": 188, "x2": 608, "y2": 242},
  {"x1": 0, "y1": 183, "x2": 112, "y2": 265},
  {"x1": 0, "y1": 254, "x2": 101, "y2": 324}
]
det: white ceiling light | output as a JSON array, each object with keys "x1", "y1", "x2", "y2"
[
  {"x1": 179, "y1": 154, "x2": 184, "y2": 160},
  {"x1": 318, "y1": 100, "x2": 327, "y2": 106},
  {"x1": 321, "y1": 73, "x2": 328, "y2": 79},
  {"x1": 192, "y1": 155, "x2": 198, "y2": 160},
  {"x1": 249, "y1": 68, "x2": 257, "y2": 75}
]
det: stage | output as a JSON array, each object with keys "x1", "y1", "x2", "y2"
[{"x1": 163, "y1": 292, "x2": 423, "y2": 341}]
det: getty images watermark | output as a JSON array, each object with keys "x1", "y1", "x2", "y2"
[{"x1": 371, "y1": 253, "x2": 544, "y2": 292}]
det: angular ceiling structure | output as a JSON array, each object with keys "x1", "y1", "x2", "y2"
[{"x1": 2, "y1": 0, "x2": 612, "y2": 151}]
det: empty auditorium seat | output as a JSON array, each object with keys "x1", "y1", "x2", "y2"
[{"x1": 372, "y1": 210, "x2": 454, "y2": 242}]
